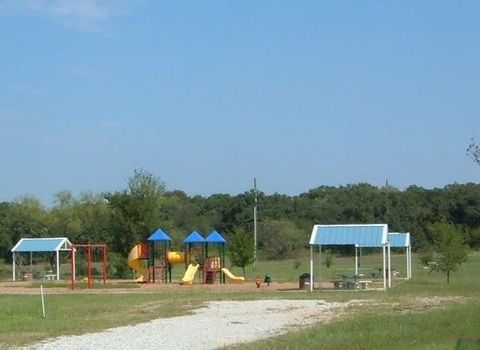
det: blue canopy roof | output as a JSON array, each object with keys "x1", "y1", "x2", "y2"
[
  {"x1": 183, "y1": 231, "x2": 205, "y2": 243},
  {"x1": 11, "y1": 237, "x2": 73, "y2": 252},
  {"x1": 309, "y1": 224, "x2": 388, "y2": 247},
  {"x1": 388, "y1": 232, "x2": 410, "y2": 247},
  {"x1": 147, "y1": 228, "x2": 172, "y2": 241},
  {"x1": 205, "y1": 230, "x2": 226, "y2": 244}
]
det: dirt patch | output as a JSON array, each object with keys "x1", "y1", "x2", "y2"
[{"x1": 0, "y1": 280, "x2": 308, "y2": 295}]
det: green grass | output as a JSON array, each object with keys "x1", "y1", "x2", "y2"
[
  {"x1": 230, "y1": 301, "x2": 480, "y2": 350},
  {"x1": 0, "y1": 292, "x2": 200, "y2": 347},
  {"x1": 229, "y1": 252, "x2": 480, "y2": 350},
  {"x1": 0, "y1": 251, "x2": 479, "y2": 349}
]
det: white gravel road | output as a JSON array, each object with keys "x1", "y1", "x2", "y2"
[{"x1": 27, "y1": 299, "x2": 351, "y2": 350}]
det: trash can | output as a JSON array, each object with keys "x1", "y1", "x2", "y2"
[
  {"x1": 264, "y1": 274, "x2": 272, "y2": 286},
  {"x1": 22, "y1": 271, "x2": 33, "y2": 281},
  {"x1": 299, "y1": 273, "x2": 311, "y2": 290}
]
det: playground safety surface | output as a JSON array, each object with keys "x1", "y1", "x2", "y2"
[{"x1": 0, "y1": 280, "x2": 314, "y2": 294}]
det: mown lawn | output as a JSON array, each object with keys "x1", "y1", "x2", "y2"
[
  {"x1": 232, "y1": 252, "x2": 480, "y2": 349},
  {"x1": 0, "y1": 251, "x2": 479, "y2": 349}
]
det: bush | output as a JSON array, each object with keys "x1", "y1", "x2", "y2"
[{"x1": 108, "y1": 252, "x2": 131, "y2": 279}]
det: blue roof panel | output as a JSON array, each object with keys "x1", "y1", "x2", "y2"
[
  {"x1": 310, "y1": 224, "x2": 388, "y2": 247},
  {"x1": 183, "y1": 231, "x2": 205, "y2": 243},
  {"x1": 11, "y1": 238, "x2": 72, "y2": 252},
  {"x1": 389, "y1": 232, "x2": 410, "y2": 247},
  {"x1": 147, "y1": 228, "x2": 172, "y2": 241},
  {"x1": 205, "y1": 230, "x2": 226, "y2": 243}
]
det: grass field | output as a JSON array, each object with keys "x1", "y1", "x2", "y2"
[{"x1": 0, "y1": 251, "x2": 479, "y2": 349}]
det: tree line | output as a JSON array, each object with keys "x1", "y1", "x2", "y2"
[{"x1": 1, "y1": 169, "x2": 479, "y2": 268}]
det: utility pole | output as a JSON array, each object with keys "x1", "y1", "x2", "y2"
[
  {"x1": 253, "y1": 177, "x2": 258, "y2": 270},
  {"x1": 385, "y1": 179, "x2": 389, "y2": 224}
]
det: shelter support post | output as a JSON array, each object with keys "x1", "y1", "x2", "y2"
[
  {"x1": 12, "y1": 252, "x2": 16, "y2": 281},
  {"x1": 309, "y1": 245, "x2": 313, "y2": 292},
  {"x1": 318, "y1": 245, "x2": 321, "y2": 289},
  {"x1": 56, "y1": 250, "x2": 60, "y2": 280},
  {"x1": 383, "y1": 245, "x2": 386, "y2": 291},
  {"x1": 405, "y1": 246, "x2": 409, "y2": 279},
  {"x1": 355, "y1": 246, "x2": 358, "y2": 276},
  {"x1": 387, "y1": 243, "x2": 391, "y2": 288},
  {"x1": 408, "y1": 245, "x2": 412, "y2": 279}
]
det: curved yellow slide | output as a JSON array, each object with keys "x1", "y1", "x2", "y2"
[
  {"x1": 181, "y1": 264, "x2": 199, "y2": 285},
  {"x1": 128, "y1": 244, "x2": 148, "y2": 282},
  {"x1": 221, "y1": 268, "x2": 245, "y2": 283}
]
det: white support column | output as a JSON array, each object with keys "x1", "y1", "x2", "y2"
[
  {"x1": 309, "y1": 245, "x2": 314, "y2": 292},
  {"x1": 318, "y1": 245, "x2": 322, "y2": 289},
  {"x1": 383, "y1": 245, "x2": 387, "y2": 291},
  {"x1": 56, "y1": 250, "x2": 60, "y2": 280},
  {"x1": 408, "y1": 246, "x2": 412, "y2": 279},
  {"x1": 355, "y1": 245, "x2": 358, "y2": 276},
  {"x1": 12, "y1": 252, "x2": 16, "y2": 281},
  {"x1": 405, "y1": 247, "x2": 409, "y2": 279},
  {"x1": 387, "y1": 243, "x2": 391, "y2": 289}
]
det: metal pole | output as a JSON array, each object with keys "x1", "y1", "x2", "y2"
[
  {"x1": 383, "y1": 245, "x2": 387, "y2": 291},
  {"x1": 309, "y1": 245, "x2": 313, "y2": 292},
  {"x1": 56, "y1": 250, "x2": 60, "y2": 281},
  {"x1": 317, "y1": 245, "x2": 321, "y2": 289},
  {"x1": 408, "y1": 245, "x2": 412, "y2": 279},
  {"x1": 71, "y1": 246, "x2": 75, "y2": 290},
  {"x1": 253, "y1": 177, "x2": 258, "y2": 270},
  {"x1": 388, "y1": 243, "x2": 391, "y2": 288},
  {"x1": 355, "y1": 246, "x2": 358, "y2": 276},
  {"x1": 12, "y1": 252, "x2": 16, "y2": 282}
]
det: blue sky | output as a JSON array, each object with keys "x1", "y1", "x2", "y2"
[{"x1": 1, "y1": 1, "x2": 479, "y2": 204}]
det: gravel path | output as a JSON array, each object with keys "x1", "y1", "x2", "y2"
[{"x1": 27, "y1": 299, "x2": 350, "y2": 350}]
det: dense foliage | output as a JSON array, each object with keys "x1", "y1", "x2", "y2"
[{"x1": 1, "y1": 170, "x2": 479, "y2": 264}]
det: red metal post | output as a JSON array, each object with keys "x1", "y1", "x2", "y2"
[{"x1": 87, "y1": 245, "x2": 92, "y2": 288}]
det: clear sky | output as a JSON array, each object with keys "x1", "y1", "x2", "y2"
[{"x1": 1, "y1": 1, "x2": 479, "y2": 205}]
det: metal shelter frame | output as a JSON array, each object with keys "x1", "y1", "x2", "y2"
[
  {"x1": 11, "y1": 237, "x2": 73, "y2": 281},
  {"x1": 388, "y1": 232, "x2": 412, "y2": 279},
  {"x1": 309, "y1": 224, "x2": 391, "y2": 291}
]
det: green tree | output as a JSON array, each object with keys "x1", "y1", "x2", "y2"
[
  {"x1": 259, "y1": 219, "x2": 303, "y2": 260},
  {"x1": 227, "y1": 227, "x2": 254, "y2": 276},
  {"x1": 466, "y1": 138, "x2": 480, "y2": 167},
  {"x1": 105, "y1": 169, "x2": 166, "y2": 255},
  {"x1": 431, "y1": 222, "x2": 468, "y2": 283},
  {"x1": 48, "y1": 190, "x2": 82, "y2": 239}
]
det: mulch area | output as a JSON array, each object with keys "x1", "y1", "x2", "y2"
[{"x1": 0, "y1": 280, "x2": 311, "y2": 295}]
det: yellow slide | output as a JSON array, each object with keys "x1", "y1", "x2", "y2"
[
  {"x1": 181, "y1": 264, "x2": 199, "y2": 285},
  {"x1": 221, "y1": 268, "x2": 245, "y2": 283},
  {"x1": 128, "y1": 244, "x2": 148, "y2": 282}
]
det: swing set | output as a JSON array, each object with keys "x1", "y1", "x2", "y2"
[{"x1": 70, "y1": 244, "x2": 108, "y2": 290}]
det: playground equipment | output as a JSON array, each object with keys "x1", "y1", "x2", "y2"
[
  {"x1": 128, "y1": 228, "x2": 234, "y2": 285},
  {"x1": 146, "y1": 228, "x2": 173, "y2": 283},
  {"x1": 127, "y1": 243, "x2": 186, "y2": 283},
  {"x1": 181, "y1": 264, "x2": 199, "y2": 284},
  {"x1": 128, "y1": 229, "x2": 191, "y2": 283},
  {"x1": 203, "y1": 230, "x2": 226, "y2": 284},
  {"x1": 128, "y1": 243, "x2": 149, "y2": 282},
  {"x1": 71, "y1": 243, "x2": 108, "y2": 290},
  {"x1": 221, "y1": 268, "x2": 245, "y2": 283}
]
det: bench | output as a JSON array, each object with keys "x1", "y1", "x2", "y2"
[
  {"x1": 357, "y1": 280, "x2": 372, "y2": 289},
  {"x1": 45, "y1": 274, "x2": 56, "y2": 280}
]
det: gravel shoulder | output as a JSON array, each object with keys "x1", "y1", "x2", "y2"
[{"x1": 26, "y1": 299, "x2": 361, "y2": 350}]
